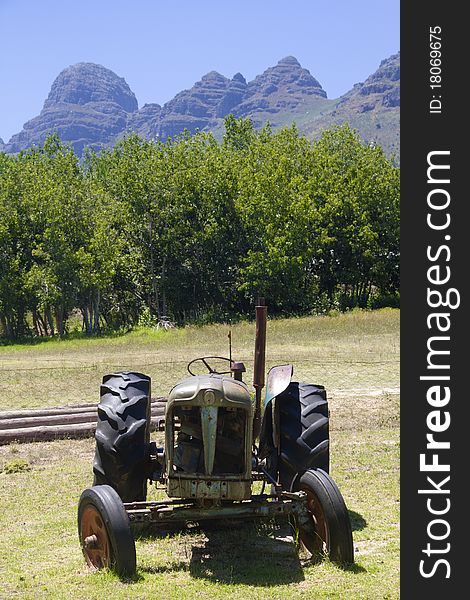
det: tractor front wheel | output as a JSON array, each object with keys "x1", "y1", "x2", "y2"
[
  {"x1": 293, "y1": 469, "x2": 354, "y2": 564},
  {"x1": 78, "y1": 485, "x2": 136, "y2": 577}
]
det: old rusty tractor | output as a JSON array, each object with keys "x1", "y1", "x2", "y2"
[{"x1": 77, "y1": 302, "x2": 353, "y2": 576}]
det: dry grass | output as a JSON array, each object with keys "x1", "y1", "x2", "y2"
[
  {"x1": 0, "y1": 309, "x2": 399, "y2": 410},
  {"x1": 0, "y1": 309, "x2": 399, "y2": 599}
]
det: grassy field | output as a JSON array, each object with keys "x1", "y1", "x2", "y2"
[{"x1": 0, "y1": 309, "x2": 399, "y2": 599}]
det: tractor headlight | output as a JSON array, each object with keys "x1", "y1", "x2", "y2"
[{"x1": 204, "y1": 390, "x2": 216, "y2": 405}]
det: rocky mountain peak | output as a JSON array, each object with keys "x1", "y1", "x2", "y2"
[
  {"x1": 371, "y1": 52, "x2": 400, "y2": 85},
  {"x1": 199, "y1": 71, "x2": 228, "y2": 84},
  {"x1": 306, "y1": 52, "x2": 400, "y2": 158},
  {"x1": 43, "y1": 62, "x2": 138, "y2": 113},
  {"x1": 251, "y1": 56, "x2": 326, "y2": 97},
  {"x1": 356, "y1": 52, "x2": 400, "y2": 106},
  {"x1": 231, "y1": 55, "x2": 327, "y2": 118},
  {"x1": 232, "y1": 72, "x2": 246, "y2": 84},
  {"x1": 5, "y1": 62, "x2": 138, "y2": 154},
  {"x1": 278, "y1": 55, "x2": 301, "y2": 66}
]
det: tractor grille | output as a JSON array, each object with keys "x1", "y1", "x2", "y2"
[{"x1": 172, "y1": 406, "x2": 246, "y2": 475}]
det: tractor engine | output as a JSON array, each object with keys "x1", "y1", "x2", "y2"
[{"x1": 165, "y1": 374, "x2": 253, "y2": 501}]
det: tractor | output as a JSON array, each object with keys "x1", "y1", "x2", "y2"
[{"x1": 77, "y1": 302, "x2": 354, "y2": 576}]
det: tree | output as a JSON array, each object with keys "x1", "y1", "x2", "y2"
[
  {"x1": 0, "y1": 121, "x2": 400, "y2": 339},
  {"x1": 309, "y1": 125, "x2": 400, "y2": 307}
]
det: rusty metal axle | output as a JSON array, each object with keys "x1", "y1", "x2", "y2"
[{"x1": 124, "y1": 491, "x2": 309, "y2": 525}]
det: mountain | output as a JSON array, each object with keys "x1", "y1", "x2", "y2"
[
  {"x1": 303, "y1": 52, "x2": 400, "y2": 158},
  {"x1": 231, "y1": 56, "x2": 326, "y2": 120},
  {"x1": 5, "y1": 63, "x2": 138, "y2": 154},
  {"x1": 127, "y1": 70, "x2": 239, "y2": 141},
  {"x1": 2, "y1": 54, "x2": 400, "y2": 158},
  {"x1": 125, "y1": 56, "x2": 329, "y2": 142}
]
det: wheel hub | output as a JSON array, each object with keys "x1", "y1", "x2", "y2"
[
  {"x1": 83, "y1": 534, "x2": 99, "y2": 549},
  {"x1": 80, "y1": 505, "x2": 111, "y2": 570},
  {"x1": 300, "y1": 486, "x2": 329, "y2": 555}
]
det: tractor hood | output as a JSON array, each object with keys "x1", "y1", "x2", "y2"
[{"x1": 169, "y1": 374, "x2": 251, "y2": 409}]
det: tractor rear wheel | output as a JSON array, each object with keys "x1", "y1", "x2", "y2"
[
  {"x1": 277, "y1": 382, "x2": 329, "y2": 490},
  {"x1": 294, "y1": 469, "x2": 353, "y2": 563},
  {"x1": 78, "y1": 485, "x2": 136, "y2": 577},
  {"x1": 93, "y1": 371, "x2": 151, "y2": 502}
]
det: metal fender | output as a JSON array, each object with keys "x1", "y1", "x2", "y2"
[
  {"x1": 264, "y1": 365, "x2": 293, "y2": 449},
  {"x1": 264, "y1": 364, "x2": 293, "y2": 409}
]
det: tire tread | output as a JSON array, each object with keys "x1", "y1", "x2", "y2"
[
  {"x1": 93, "y1": 371, "x2": 151, "y2": 502},
  {"x1": 278, "y1": 382, "x2": 330, "y2": 489}
]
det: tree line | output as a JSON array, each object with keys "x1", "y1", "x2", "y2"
[{"x1": 0, "y1": 117, "x2": 399, "y2": 339}]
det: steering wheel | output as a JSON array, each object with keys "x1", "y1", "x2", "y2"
[{"x1": 187, "y1": 356, "x2": 233, "y2": 376}]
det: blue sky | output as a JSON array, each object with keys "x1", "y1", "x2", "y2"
[{"x1": 0, "y1": 0, "x2": 399, "y2": 142}]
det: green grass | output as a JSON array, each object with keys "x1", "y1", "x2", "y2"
[
  {"x1": 0, "y1": 309, "x2": 399, "y2": 598},
  {"x1": 0, "y1": 430, "x2": 399, "y2": 599}
]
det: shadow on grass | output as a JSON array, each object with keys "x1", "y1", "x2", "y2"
[
  {"x1": 134, "y1": 512, "x2": 368, "y2": 584},
  {"x1": 139, "y1": 560, "x2": 189, "y2": 575},
  {"x1": 189, "y1": 522, "x2": 305, "y2": 586},
  {"x1": 118, "y1": 572, "x2": 145, "y2": 584},
  {"x1": 136, "y1": 520, "x2": 304, "y2": 586},
  {"x1": 340, "y1": 562, "x2": 367, "y2": 574},
  {"x1": 298, "y1": 554, "x2": 366, "y2": 574},
  {"x1": 349, "y1": 510, "x2": 367, "y2": 532},
  {"x1": 0, "y1": 327, "x2": 133, "y2": 347}
]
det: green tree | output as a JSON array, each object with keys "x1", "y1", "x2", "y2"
[
  {"x1": 308, "y1": 125, "x2": 400, "y2": 307},
  {"x1": 0, "y1": 120, "x2": 400, "y2": 340}
]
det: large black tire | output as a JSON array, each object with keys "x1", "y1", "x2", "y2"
[
  {"x1": 93, "y1": 372, "x2": 151, "y2": 502},
  {"x1": 294, "y1": 469, "x2": 354, "y2": 564},
  {"x1": 78, "y1": 485, "x2": 136, "y2": 577},
  {"x1": 277, "y1": 382, "x2": 329, "y2": 490}
]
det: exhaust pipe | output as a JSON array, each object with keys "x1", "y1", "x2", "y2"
[{"x1": 253, "y1": 298, "x2": 267, "y2": 440}]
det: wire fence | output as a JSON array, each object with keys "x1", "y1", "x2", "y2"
[
  {"x1": 141, "y1": 357, "x2": 399, "y2": 398},
  {"x1": 0, "y1": 351, "x2": 399, "y2": 416},
  {"x1": 1, "y1": 358, "x2": 398, "y2": 389}
]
